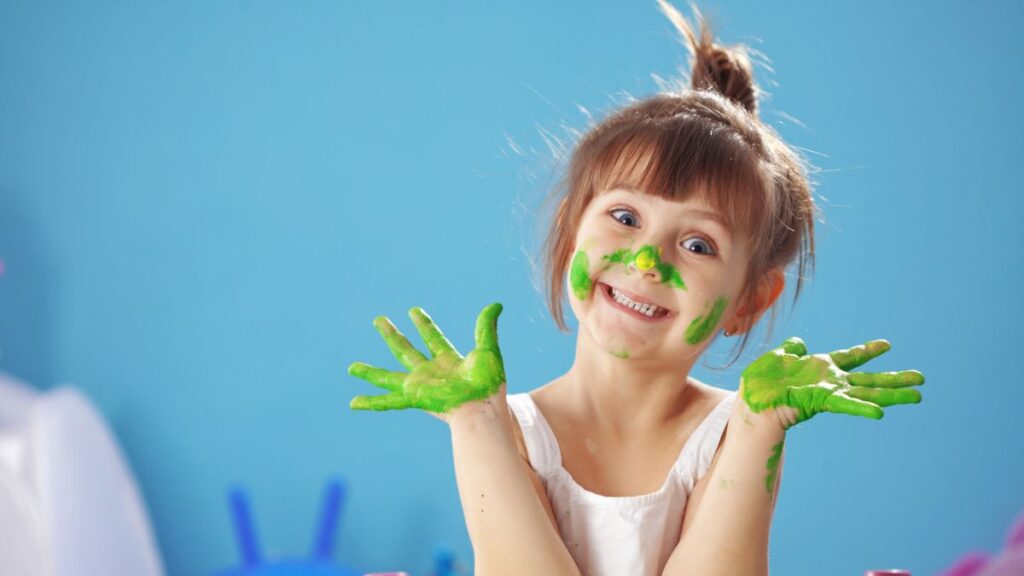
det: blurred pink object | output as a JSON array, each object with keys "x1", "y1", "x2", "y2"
[
  {"x1": 943, "y1": 553, "x2": 994, "y2": 576},
  {"x1": 939, "y1": 511, "x2": 1024, "y2": 576}
]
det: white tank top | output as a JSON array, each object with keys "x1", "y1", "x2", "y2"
[{"x1": 506, "y1": 391, "x2": 736, "y2": 576}]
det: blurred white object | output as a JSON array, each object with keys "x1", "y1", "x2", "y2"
[{"x1": 0, "y1": 372, "x2": 164, "y2": 576}]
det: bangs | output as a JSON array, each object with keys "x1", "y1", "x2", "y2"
[{"x1": 587, "y1": 120, "x2": 773, "y2": 244}]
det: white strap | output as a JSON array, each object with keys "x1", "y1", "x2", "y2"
[
  {"x1": 506, "y1": 393, "x2": 562, "y2": 475},
  {"x1": 674, "y1": 391, "x2": 737, "y2": 492}
]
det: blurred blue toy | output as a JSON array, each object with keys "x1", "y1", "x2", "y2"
[
  {"x1": 432, "y1": 547, "x2": 455, "y2": 576},
  {"x1": 212, "y1": 478, "x2": 361, "y2": 576}
]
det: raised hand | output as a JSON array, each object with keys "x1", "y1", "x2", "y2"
[
  {"x1": 741, "y1": 337, "x2": 924, "y2": 429},
  {"x1": 348, "y1": 303, "x2": 506, "y2": 414}
]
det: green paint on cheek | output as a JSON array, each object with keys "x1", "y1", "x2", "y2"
[
  {"x1": 610, "y1": 349, "x2": 630, "y2": 359},
  {"x1": 570, "y1": 250, "x2": 592, "y2": 301},
  {"x1": 685, "y1": 296, "x2": 729, "y2": 344},
  {"x1": 658, "y1": 263, "x2": 687, "y2": 290},
  {"x1": 604, "y1": 248, "x2": 631, "y2": 265},
  {"x1": 765, "y1": 440, "x2": 784, "y2": 494}
]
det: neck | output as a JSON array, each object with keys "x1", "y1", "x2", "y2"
[{"x1": 556, "y1": 327, "x2": 701, "y2": 435}]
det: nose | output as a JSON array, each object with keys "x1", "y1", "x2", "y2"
[
  {"x1": 633, "y1": 245, "x2": 661, "y2": 272},
  {"x1": 627, "y1": 244, "x2": 663, "y2": 281},
  {"x1": 626, "y1": 243, "x2": 686, "y2": 290}
]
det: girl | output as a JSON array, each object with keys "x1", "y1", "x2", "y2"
[{"x1": 347, "y1": 2, "x2": 925, "y2": 574}]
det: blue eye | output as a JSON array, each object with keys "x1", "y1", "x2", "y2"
[
  {"x1": 610, "y1": 208, "x2": 639, "y2": 227},
  {"x1": 681, "y1": 237, "x2": 715, "y2": 256}
]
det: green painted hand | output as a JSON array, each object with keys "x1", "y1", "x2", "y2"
[
  {"x1": 741, "y1": 337, "x2": 924, "y2": 429},
  {"x1": 348, "y1": 303, "x2": 506, "y2": 414}
]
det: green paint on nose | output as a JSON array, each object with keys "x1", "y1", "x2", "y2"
[
  {"x1": 570, "y1": 250, "x2": 593, "y2": 301},
  {"x1": 601, "y1": 245, "x2": 687, "y2": 290},
  {"x1": 685, "y1": 296, "x2": 728, "y2": 344},
  {"x1": 634, "y1": 245, "x2": 659, "y2": 270},
  {"x1": 610, "y1": 349, "x2": 630, "y2": 359}
]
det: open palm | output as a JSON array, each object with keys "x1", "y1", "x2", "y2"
[
  {"x1": 741, "y1": 337, "x2": 924, "y2": 429},
  {"x1": 348, "y1": 303, "x2": 506, "y2": 414}
]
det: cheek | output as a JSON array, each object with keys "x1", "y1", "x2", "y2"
[
  {"x1": 568, "y1": 249, "x2": 595, "y2": 302},
  {"x1": 565, "y1": 270, "x2": 588, "y2": 320},
  {"x1": 684, "y1": 296, "x2": 730, "y2": 345}
]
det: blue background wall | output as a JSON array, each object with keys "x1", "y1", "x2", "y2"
[{"x1": 1, "y1": 1, "x2": 1021, "y2": 574}]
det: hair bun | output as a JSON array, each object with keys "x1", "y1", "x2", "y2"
[{"x1": 656, "y1": 0, "x2": 759, "y2": 115}]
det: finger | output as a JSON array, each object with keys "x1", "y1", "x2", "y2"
[
  {"x1": 777, "y1": 337, "x2": 807, "y2": 356},
  {"x1": 348, "y1": 362, "x2": 405, "y2": 392},
  {"x1": 822, "y1": 393, "x2": 884, "y2": 420},
  {"x1": 828, "y1": 339, "x2": 890, "y2": 371},
  {"x1": 847, "y1": 370, "x2": 925, "y2": 388},
  {"x1": 372, "y1": 316, "x2": 428, "y2": 370},
  {"x1": 474, "y1": 302, "x2": 504, "y2": 351},
  {"x1": 350, "y1": 393, "x2": 412, "y2": 411},
  {"x1": 409, "y1": 307, "x2": 458, "y2": 357},
  {"x1": 846, "y1": 386, "x2": 922, "y2": 407}
]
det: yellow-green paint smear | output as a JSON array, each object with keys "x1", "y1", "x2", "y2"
[
  {"x1": 685, "y1": 296, "x2": 728, "y2": 344},
  {"x1": 570, "y1": 250, "x2": 592, "y2": 301},
  {"x1": 765, "y1": 440, "x2": 784, "y2": 493},
  {"x1": 603, "y1": 245, "x2": 686, "y2": 290}
]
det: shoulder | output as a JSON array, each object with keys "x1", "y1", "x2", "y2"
[
  {"x1": 686, "y1": 378, "x2": 735, "y2": 416},
  {"x1": 505, "y1": 393, "x2": 532, "y2": 463},
  {"x1": 506, "y1": 386, "x2": 557, "y2": 465},
  {"x1": 508, "y1": 380, "x2": 567, "y2": 468}
]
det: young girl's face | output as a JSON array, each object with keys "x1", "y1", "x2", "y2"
[{"x1": 567, "y1": 186, "x2": 750, "y2": 364}]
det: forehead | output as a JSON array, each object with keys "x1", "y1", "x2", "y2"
[{"x1": 597, "y1": 186, "x2": 726, "y2": 223}]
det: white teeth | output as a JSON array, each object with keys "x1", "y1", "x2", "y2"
[{"x1": 610, "y1": 287, "x2": 661, "y2": 317}]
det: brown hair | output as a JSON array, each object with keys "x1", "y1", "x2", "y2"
[{"x1": 541, "y1": 0, "x2": 816, "y2": 361}]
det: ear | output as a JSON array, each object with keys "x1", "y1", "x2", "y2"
[{"x1": 728, "y1": 268, "x2": 785, "y2": 336}]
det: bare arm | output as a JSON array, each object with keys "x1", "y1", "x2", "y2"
[
  {"x1": 664, "y1": 335, "x2": 923, "y2": 575},
  {"x1": 449, "y1": 388, "x2": 580, "y2": 576},
  {"x1": 347, "y1": 304, "x2": 578, "y2": 574},
  {"x1": 661, "y1": 399, "x2": 784, "y2": 576}
]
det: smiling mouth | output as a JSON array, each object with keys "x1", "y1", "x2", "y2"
[{"x1": 599, "y1": 282, "x2": 671, "y2": 319}]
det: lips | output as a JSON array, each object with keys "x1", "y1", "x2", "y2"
[{"x1": 598, "y1": 282, "x2": 674, "y2": 321}]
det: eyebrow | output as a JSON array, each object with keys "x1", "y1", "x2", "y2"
[
  {"x1": 607, "y1": 186, "x2": 733, "y2": 235},
  {"x1": 686, "y1": 208, "x2": 731, "y2": 231}
]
